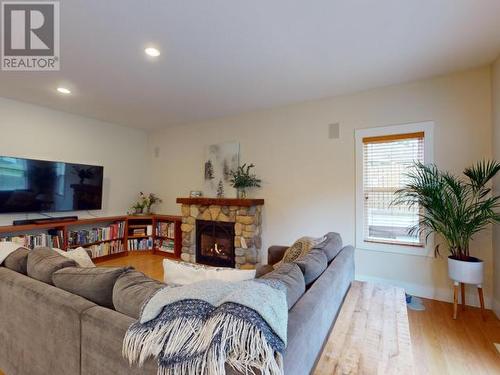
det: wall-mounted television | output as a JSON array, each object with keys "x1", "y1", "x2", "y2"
[{"x1": 0, "y1": 156, "x2": 104, "y2": 214}]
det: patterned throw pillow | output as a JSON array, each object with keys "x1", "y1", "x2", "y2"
[{"x1": 275, "y1": 236, "x2": 325, "y2": 268}]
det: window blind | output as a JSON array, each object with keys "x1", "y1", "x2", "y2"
[{"x1": 362, "y1": 132, "x2": 424, "y2": 246}]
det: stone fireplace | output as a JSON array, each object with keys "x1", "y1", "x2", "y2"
[{"x1": 177, "y1": 198, "x2": 264, "y2": 268}]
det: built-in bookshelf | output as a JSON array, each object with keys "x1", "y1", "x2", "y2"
[
  {"x1": 0, "y1": 215, "x2": 182, "y2": 262},
  {"x1": 126, "y1": 216, "x2": 154, "y2": 251},
  {"x1": 66, "y1": 219, "x2": 126, "y2": 258},
  {"x1": 126, "y1": 215, "x2": 182, "y2": 258},
  {"x1": 154, "y1": 216, "x2": 181, "y2": 256}
]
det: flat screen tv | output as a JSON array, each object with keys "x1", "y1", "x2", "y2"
[{"x1": 0, "y1": 156, "x2": 104, "y2": 213}]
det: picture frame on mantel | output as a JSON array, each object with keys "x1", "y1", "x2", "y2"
[{"x1": 203, "y1": 141, "x2": 239, "y2": 198}]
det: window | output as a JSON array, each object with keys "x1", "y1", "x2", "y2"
[
  {"x1": 363, "y1": 132, "x2": 424, "y2": 245},
  {"x1": 0, "y1": 157, "x2": 27, "y2": 191},
  {"x1": 355, "y1": 122, "x2": 434, "y2": 256}
]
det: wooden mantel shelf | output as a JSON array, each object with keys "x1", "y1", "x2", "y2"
[{"x1": 176, "y1": 197, "x2": 264, "y2": 207}]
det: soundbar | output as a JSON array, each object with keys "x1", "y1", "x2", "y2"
[{"x1": 13, "y1": 216, "x2": 79, "y2": 226}]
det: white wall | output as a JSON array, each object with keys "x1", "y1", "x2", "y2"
[
  {"x1": 149, "y1": 67, "x2": 494, "y2": 307},
  {"x1": 492, "y1": 56, "x2": 500, "y2": 317},
  {"x1": 0, "y1": 97, "x2": 150, "y2": 225}
]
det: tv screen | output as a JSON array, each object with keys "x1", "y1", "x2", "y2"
[{"x1": 0, "y1": 156, "x2": 104, "y2": 213}]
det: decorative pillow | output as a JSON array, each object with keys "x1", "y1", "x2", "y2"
[
  {"x1": 294, "y1": 248, "x2": 328, "y2": 285},
  {"x1": 113, "y1": 270, "x2": 165, "y2": 319},
  {"x1": 27, "y1": 247, "x2": 78, "y2": 285},
  {"x1": 276, "y1": 236, "x2": 325, "y2": 268},
  {"x1": 262, "y1": 262, "x2": 306, "y2": 309},
  {"x1": 53, "y1": 266, "x2": 132, "y2": 309},
  {"x1": 4, "y1": 247, "x2": 30, "y2": 274},
  {"x1": 54, "y1": 247, "x2": 95, "y2": 268},
  {"x1": 163, "y1": 259, "x2": 256, "y2": 285},
  {"x1": 312, "y1": 232, "x2": 343, "y2": 262},
  {"x1": 0, "y1": 241, "x2": 26, "y2": 265}
]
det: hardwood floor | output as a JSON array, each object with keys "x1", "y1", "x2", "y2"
[
  {"x1": 95, "y1": 252, "x2": 165, "y2": 281},
  {"x1": 1, "y1": 254, "x2": 499, "y2": 375},
  {"x1": 408, "y1": 297, "x2": 500, "y2": 375}
]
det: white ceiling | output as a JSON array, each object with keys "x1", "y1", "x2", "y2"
[{"x1": 1, "y1": 0, "x2": 500, "y2": 130}]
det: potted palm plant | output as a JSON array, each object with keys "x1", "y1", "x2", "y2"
[{"x1": 393, "y1": 160, "x2": 500, "y2": 285}]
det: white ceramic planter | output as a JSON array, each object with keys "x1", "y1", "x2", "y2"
[{"x1": 448, "y1": 256, "x2": 484, "y2": 285}]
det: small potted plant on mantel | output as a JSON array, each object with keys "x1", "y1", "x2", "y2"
[
  {"x1": 393, "y1": 160, "x2": 500, "y2": 317},
  {"x1": 230, "y1": 163, "x2": 262, "y2": 199}
]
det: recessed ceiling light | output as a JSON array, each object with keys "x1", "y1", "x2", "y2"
[
  {"x1": 145, "y1": 47, "x2": 160, "y2": 57},
  {"x1": 56, "y1": 87, "x2": 71, "y2": 95}
]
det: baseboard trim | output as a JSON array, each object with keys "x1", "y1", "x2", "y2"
[
  {"x1": 355, "y1": 274, "x2": 492, "y2": 309},
  {"x1": 492, "y1": 298, "x2": 500, "y2": 319}
]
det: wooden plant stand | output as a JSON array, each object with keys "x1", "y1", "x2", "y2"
[{"x1": 452, "y1": 281, "x2": 485, "y2": 320}]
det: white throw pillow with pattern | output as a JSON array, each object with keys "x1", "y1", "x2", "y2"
[{"x1": 275, "y1": 235, "x2": 325, "y2": 268}]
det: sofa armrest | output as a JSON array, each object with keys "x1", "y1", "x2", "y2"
[
  {"x1": 0, "y1": 268, "x2": 96, "y2": 375},
  {"x1": 268, "y1": 245, "x2": 288, "y2": 265}
]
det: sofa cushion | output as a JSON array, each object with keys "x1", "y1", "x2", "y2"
[
  {"x1": 294, "y1": 248, "x2": 328, "y2": 285},
  {"x1": 262, "y1": 262, "x2": 305, "y2": 309},
  {"x1": 255, "y1": 264, "x2": 275, "y2": 278},
  {"x1": 113, "y1": 270, "x2": 165, "y2": 319},
  {"x1": 27, "y1": 247, "x2": 77, "y2": 285},
  {"x1": 4, "y1": 247, "x2": 30, "y2": 274},
  {"x1": 53, "y1": 266, "x2": 131, "y2": 308},
  {"x1": 312, "y1": 232, "x2": 343, "y2": 262}
]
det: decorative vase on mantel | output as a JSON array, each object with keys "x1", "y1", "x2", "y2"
[{"x1": 237, "y1": 189, "x2": 247, "y2": 199}]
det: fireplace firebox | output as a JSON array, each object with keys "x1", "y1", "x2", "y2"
[{"x1": 195, "y1": 219, "x2": 235, "y2": 268}]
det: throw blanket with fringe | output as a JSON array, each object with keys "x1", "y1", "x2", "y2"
[{"x1": 123, "y1": 278, "x2": 288, "y2": 375}]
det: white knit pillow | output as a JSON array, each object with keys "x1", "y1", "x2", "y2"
[
  {"x1": 54, "y1": 247, "x2": 95, "y2": 268},
  {"x1": 163, "y1": 259, "x2": 255, "y2": 285}
]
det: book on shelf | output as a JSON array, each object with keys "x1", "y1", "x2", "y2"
[
  {"x1": 0, "y1": 229, "x2": 64, "y2": 250},
  {"x1": 68, "y1": 221, "x2": 125, "y2": 246},
  {"x1": 128, "y1": 237, "x2": 153, "y2": 251},
  {"x1": 132, "y1": 229, "x2": 146, "y2": 236},
  {"x1": 155, "y1": 238, "x2": 175, "y2": 253},
  {"x1": 84, "y1": 240, "x2": 125, "y2": 258},
  {"x1": 156, "y1": 221, "x2": 175, "y2": 238}
]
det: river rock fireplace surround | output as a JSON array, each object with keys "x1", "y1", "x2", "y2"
[{"x1": 176, "y1": 198, "x2": 264, "y2": 268}]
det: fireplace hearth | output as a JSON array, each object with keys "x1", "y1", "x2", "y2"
[{"x1": 196, "y1": 219, "x2": 235, "y2": 268}]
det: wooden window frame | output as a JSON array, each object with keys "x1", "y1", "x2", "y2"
[{"x1": 355, "y1": 122, "x2": 435, "y2": 257}]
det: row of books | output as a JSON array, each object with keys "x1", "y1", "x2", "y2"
[
  {"x1": 84, "y1": 240, "x2": 125, "y2": 258},
  {"x1": 156, "y1": 222, "x2": 175, "y2": 238},
  {"x1": 128, "y1": 237, "x2": 153, "y2": 251},
  {"x1": 68, "y1": 221, "x2": 125, "y2": 246},
  {"x1": 0, "y1": 230, "x2": 64, "y2": 249},
  {"x1": 155, "y1": 238, "x2": 175, "y2": 253}
]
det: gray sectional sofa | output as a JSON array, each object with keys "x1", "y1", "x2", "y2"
[{"x1": 0, "y1": 234, "x2": 354, "y2": 375}]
